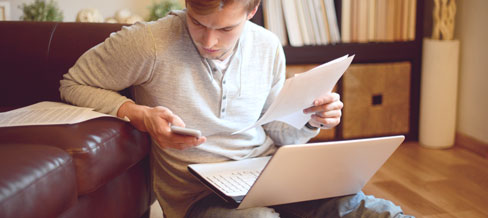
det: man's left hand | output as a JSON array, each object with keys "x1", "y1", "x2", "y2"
[{"x1": 303, "y1": 92, "x2": 343, "y2": 129}]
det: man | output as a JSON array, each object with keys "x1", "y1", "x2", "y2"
[{"x1": 60, "y1": 0, "x2": 411, "y2": 217}]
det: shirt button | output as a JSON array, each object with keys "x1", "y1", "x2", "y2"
[
  {"x1": 212, "y1": 68, "x2": 217, "y2": 72},
  {"x1": 223, "y1": 95, "x2": 227, "y2": 100},
  {"x1": 222, "y1": 108, "x2": 225, "y2": 113},
  {"x1": 223, "y1": 80, "x2": 226, "y2": 85}
]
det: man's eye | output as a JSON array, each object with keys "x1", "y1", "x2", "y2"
[
  {"x1": 221, "y1": 28, "x2": 233, "y2": 32},
  {"x1": 192, "y1": 20, "x2": 202, "y2": 26}
]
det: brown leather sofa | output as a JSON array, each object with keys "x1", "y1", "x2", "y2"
[{"x1": 0, "y1": 21, "x2": 153, "y2": 218}]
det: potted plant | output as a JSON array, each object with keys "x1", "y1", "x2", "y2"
[
  {"x1": 19, "y1": 0, "x2": 63, "y2": 21},
  {"x1": 147, "y1": 0, "x2": 182, "y2": 21}
]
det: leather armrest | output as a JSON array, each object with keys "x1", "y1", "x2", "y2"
[
  {"x1": 0, "y1": 117, "x2": 151, "y2": 195},
  {"x1": 0, "y1": 144, "x2": 77, "y2": 218}
]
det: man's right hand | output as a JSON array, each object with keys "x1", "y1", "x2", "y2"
[{"x1": 117, "y1": 101, "x2": 206, "y2": 150}]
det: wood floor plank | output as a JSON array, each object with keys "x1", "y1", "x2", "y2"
[
  {"x1": 451, "y1": 209, "x2": 488, "y2": 218},
  {"x1": 369, "y1": 181, "x2": 447, "y2": 216},
  {"x1": 363, "y1": 183, "x2": 423, "y2": 217},
  {"x1": 422, "y1": 214, "x2": 458, "y2": 218},
  {"x1": 364, "y1": 142, "x2": 488, "y2": 218}
]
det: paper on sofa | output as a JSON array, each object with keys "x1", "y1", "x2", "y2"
[{"x1": 0, "y1": 101, "x2": 115, "y2": 127}]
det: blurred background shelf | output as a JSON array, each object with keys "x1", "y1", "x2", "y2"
[{"x1": 252, "y1": 0, "x2": 424, "y2": 141}]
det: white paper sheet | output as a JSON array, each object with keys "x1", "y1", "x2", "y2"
[
  {"x1": 234, "y1": 55, "x2": 354, "y2": 134},
  {"x1": 0, "y1": 101, "x2": 115, "y2": 127}
]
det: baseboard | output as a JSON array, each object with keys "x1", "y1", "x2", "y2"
[{"x1": 455, "y1": 132, "x2": 488, "y2": 159}]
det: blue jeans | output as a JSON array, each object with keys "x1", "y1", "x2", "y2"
[{"x1": 185, "y1": 191, "x2": 414, "y2": 218}]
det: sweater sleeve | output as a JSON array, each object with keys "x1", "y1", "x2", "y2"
[
  {"x1": 262, "y1": 44, "x2": 319, "y2": 146},
  {"x1": 59, "y1": 22, "x2": 156, "y2": 116}
]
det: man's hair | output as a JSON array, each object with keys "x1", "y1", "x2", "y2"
[{"x1": 185, "y1": 0, "x2": 261, "y2": 15}]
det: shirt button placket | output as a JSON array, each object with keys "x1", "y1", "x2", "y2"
[{"x1": 221, "y1": 79, "x2": 227, "y2": 117}]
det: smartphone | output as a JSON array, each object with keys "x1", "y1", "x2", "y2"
[{"x1": 170, "y1": 125, "x2": 202, "y2": 138}]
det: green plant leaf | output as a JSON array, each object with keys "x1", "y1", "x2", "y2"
[
  {"x1": 147, "y1": 0, "x2": 182, "y2": 21},
  {"x1": 19, "y1": 0, "x2": 63, "y2": 22}
]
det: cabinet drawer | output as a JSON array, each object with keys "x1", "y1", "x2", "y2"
[{"x1": 342, "y1": 62, "x2": 411, "y2": 139}]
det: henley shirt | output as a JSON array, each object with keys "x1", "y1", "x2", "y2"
[{"x1": 60, "y1": 10, "x2": 319, "y2": 217}]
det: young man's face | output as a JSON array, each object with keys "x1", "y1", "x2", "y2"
[{"x1": 186, "y1": 2, "x2": 257, "y2": 60}]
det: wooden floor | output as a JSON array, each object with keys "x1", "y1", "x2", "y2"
[
  {"x1": 150, "y1": 142, "x2": 488, "y2": 218},
  {"x1": 363, "y1": 142, "x2": 488, "y2": 218}
]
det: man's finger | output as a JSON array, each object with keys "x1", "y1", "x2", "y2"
[
  {"x1": 316, "y1": 110, "x2": 342, "y2": 118},
  {"x1": 169, "y1": 133, "x2": 200, "y2": 144},
  {"x1": 324, "y1": 101, "x2": 344, "y2": 111},
  {"x1": 304, "y1": 101, "x2": 342, "y2": 114},
  {"x1": 310, "y1": 115, "x2": 341, "y2": 129},
  {"x1": 169, "y1": 114, "x2": 186, "y2": 127},
  {"x1": 160, "y1": 136, "x2": 207, "y2": 150},
  {"x1": 155, "y1": 107, "x2": 185, "y2": 127},
  {"x1": 313, "y1": 93, "x2": 340, "y2": 106}
]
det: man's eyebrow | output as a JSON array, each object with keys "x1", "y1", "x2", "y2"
[
  {"x1": 221, "y1": 22, "x2": 241, "y2": 29},
  {"x1": 188, "y1": 13, "x2": 242, "y2": 30},
  {"x1": 188, "y1": 14, "x2": 202, "y2": 26}
]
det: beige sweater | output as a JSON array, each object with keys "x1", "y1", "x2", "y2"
[{"x1": 60, "y1": 10, "x2": 318, "y2": 218}]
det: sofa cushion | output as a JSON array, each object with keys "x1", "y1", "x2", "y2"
[
  {"x1": 0, "y1": 117, "x2": 150, "y2": 195},
  {"x1": 0, "y1": 144, "x2": 77, "y2": 218},
  {"x1": 58, "y1": 158, "x2": 151, "y2": 218}
]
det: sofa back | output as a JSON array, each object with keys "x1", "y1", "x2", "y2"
[{"x1": 0, "y1": 21, "x2": 126, "y2": 111}]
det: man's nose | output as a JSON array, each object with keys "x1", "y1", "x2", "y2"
[{"x1": 202, "y1": 29, "x2": 218, "y2": 48}]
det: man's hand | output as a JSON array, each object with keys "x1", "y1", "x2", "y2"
[
  {"x1": 303, "y1": 92, "x2": 343, "y2": 129},
  {"x1": 117, "y1": 101, "x2": 206, "y2": 150}
]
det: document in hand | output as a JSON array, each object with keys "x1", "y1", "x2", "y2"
[{"x1": 234, "y1": 55, "x2": 354, "y2": 134}]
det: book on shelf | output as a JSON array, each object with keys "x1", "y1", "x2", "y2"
[
  {"x1": 375, "y1": 0, "x2": 387, "y2": 42},
  {"x1": 385, "y1": 0, "x2": 395, "y2": 42},
  {"x1": 314, "y1": 0, "x2": 330, "y2": 45},
  {"x1": 340, "y1": 0, "x2": 416, "y2": 43},
  {"x1": 394, "y1": 0, "x2": 403, "y2": 41},
  {"x1": 324, "y1": 0, "x2": 341, "y2": 43},
  {"x1": 350, "y1": 0, "x2": 359, "y2": 42},
  {"x1": 357, "y1": 0, "x2": 369, "y2": 42},
  {"x1": 281, "y1": 0, "x2": 303, "y2": 46},
  {"x1": 341, "y1": 0, "x2": 351, "y2": 43},
  {"x1": 295, "y1": 0, "x2": 312, "y2": 45},
  {"x1": 263, "y1": 0, "x2": 340, "y2": 46},
  {"x1": 262, "y1": 0, "x2": 416, "y2": 46},
  {"x1": 407, "y1": 0, "x2": 417, "y2": 41},
  {"x1": 302, "y1": 0, "x2": 318, "y2": 45},
  {"x1": 367, "y1": 0, "x2": 376, "y2": 42},
  {"x1": 320, "y1": 0, "x2": 332, "y2": 43},
  {"x1": 307, "y1": 0, "x2": 324, "y2": 45},
  {"x1": 401, "y1": 0, "x2": 408, "y2": 41},
  {"x1": 262, "y1": 0, "x2": 288, "y2": 45}
]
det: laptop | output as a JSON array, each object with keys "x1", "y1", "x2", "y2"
[{"x1": 188, "y1": 135, "x2": 405, "y2": 209}]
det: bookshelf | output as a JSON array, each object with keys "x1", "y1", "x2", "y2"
[{"x1": 251, "y1": 0, "x2": 424, "y2": 141}]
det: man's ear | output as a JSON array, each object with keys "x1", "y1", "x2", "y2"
[{"x1": 247, "y1": 5, "x2": 259, "y2": 20}]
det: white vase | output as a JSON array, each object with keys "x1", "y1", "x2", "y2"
[{"x1": 419, "y1": 38, "x2": 460, "y2": 148}]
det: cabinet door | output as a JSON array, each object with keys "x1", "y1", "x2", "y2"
[{"x1": 342, "y1": 62, "x2": 411, "y2": 139}]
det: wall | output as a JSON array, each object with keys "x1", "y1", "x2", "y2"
[
  {"x1": 8, "y1": 0, "x2": 185, "y2": 22},
  {"x1": 455, "y1": 0, "x2": 488, "y2": 143}
]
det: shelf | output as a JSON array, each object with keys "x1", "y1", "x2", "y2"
[
  {"x1": 283, "y1": 41, "x2": 422, "y2": 65},
  {"x1": 252, "y1": 0, "x2": 424, "y2": 141}
]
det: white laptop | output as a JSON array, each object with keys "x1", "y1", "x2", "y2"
[{"x1": 188, "y1": 135, "x2": 405, "y2": 209}]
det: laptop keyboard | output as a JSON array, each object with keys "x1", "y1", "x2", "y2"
[{"x1": 205, "y1": 170, "x2": 261, "y2": 196}]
